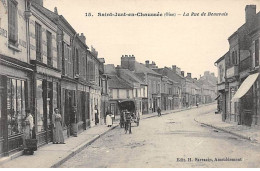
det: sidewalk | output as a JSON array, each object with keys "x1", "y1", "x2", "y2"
[
  {"x1": 0, "y1": 123, "x2": 119, "y2": 168},
  {"x1": 0, "y1": 103, "x2": 215, "y2": 168},
  {"x1": 195, "y1": 113, "x2": 260, "y2": 143}
]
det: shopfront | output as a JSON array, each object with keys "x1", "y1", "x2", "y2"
[
  {"x1": 0, "y1": 58, "x2": 33, "y2": 156},
  {"x1": 33, "y1": 64, "x2": 61, "y2": 146}
]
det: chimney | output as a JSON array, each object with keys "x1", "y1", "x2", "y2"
[
  {"x1": 54, "y1": 7, "x2": 58, "y2": 15},
  {"x1": 32, "y1": 0, "x2": 43, "y2": 6},
  {"x1": 79, "y1": 33, "x2": 86, "y2": 44},
  {"x1": 245, "y1": 5, "x2": 256, "y2": 23},
  {"x1": 121, "y1": 54, "x2": 136, "y2": 71},
  {"x1": 181, "y1": 71, "x2": 184, "y2": 77},
  {"x1": 172, "y1": 65, "x2": 176, "y2": 72},
  {"x1": 187, "y1": 73, "x2": 191, "y2": 78}
]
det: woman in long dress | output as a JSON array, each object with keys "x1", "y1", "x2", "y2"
[
  {"x1": 52, "y1": 108, "x2": 65, "y2": 144},
  {"x1": 23, "y1": 110, "x2": 34, "y2": 147},
  {"x1": 106, "y1": 114, "x2": 112, "y2": 127}
]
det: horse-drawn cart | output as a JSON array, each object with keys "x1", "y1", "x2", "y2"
[{"x1": 118, "y1": 100, "x2": 140, "y2": 128}]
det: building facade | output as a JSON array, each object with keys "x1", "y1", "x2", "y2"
[{"x1": 215, "y1": 5, "x2": 260, "y2": 127}]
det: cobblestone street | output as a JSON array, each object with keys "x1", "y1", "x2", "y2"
[{"x1": 60, "y1": 104, "x2": 260, "y2": 168}]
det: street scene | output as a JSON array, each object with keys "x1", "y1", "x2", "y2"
[
  {"x1": 0, "y1": 0, "x2": 259, "y2": 168},
  {"x1": 59, "y1": 104, "x2": 260, "y2": 168}
]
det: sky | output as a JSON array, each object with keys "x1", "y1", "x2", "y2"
[{"x1": 44, "y1": 0, "x2": 259, "y2": 78}]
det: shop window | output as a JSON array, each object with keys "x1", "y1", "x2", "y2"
[
  {"x1": 8, "y1": 0, "x2": 18, "y2": 47},
  {"x1": 35, "y1": 22, "x2": 42, "y2": 61},
  {"x1": 53, "y1": 82, "x2": 58, "y2": 110},
  {"x1": 7, "y1": 79, "x2": 26, "y2": 136},
  {"x1": 46, "y1": 31, "x2": 52, "y2": 66},
  {"x1": 36, "y1": 80, "x2": 44, "y2": 132}
]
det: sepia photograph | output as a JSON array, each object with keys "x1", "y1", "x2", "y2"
[{"x1": 0, "y1": 0, "x2": 259, "y2": 168}]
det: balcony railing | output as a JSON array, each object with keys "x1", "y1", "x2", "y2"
[{"x1": 226, "y1": 65, "x2": 238, "y2": 78}]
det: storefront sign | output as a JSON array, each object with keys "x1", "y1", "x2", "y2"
[{"x1": 37, "y1": 66, "x2": 61, "y2": 78}]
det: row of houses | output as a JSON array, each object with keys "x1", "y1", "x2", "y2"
[
  {"x1": 0, "y1": 0, "x2": 109, "y2": 156},
  {"x1": 0, "y1": 0, "x2": 217, "y2": 157},
  {"x1": 215, "y1": 5, "x2": 260, "y2": 127},
  {"x1": 104, "y1": 55, "x2": 217, "y2": 117}
]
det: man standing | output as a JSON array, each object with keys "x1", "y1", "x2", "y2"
[
  {"x1": 125, "y1": 111, "x2": 132, "y2": 134},
  {"x1": 157, "y1": 107, "x2": 161, "y2": 117}
]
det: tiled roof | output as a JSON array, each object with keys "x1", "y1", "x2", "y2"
[{"x1": 108, "y1": 75, "x2": 133, "y2": 89}]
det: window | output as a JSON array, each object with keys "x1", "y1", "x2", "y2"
[
  {"x1": 255, "y1": 39, "x2": 259, "y2": 67},
  {"x1": 127, "y1": 89, "x2": 130, "y2": 98},
  {"x1": 35, "y1": 22, "x2": 42, "y2": 61},
  {"x1": 8, "y1": 0, "x2": 18, "y2": 46},
  {"x1": 117, "y1": 89, "x2": 119, "y2": 98},
  {"x1": 7, "y1": 79, "x2": 26, "y2": 136},
  {"x1": 46, "y1": 31, "x2": 52, "y2": 66},
  {"x1": 75, "y1": 48, "x2": 79, "y2": 75}
]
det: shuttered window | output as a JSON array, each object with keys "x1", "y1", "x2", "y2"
[
  {"x1": 8, "y1": 0, "x2": 18, "y2": 46},
  {"x1": 35, "y1": 22, "x2": 42, "y2": 61},
  {"x1": 46, "y1": 31, "x2": 52, "y2": 66}
]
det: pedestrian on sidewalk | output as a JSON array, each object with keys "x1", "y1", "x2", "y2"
[
  {"x1": 157, "y1": 107, "x2": 161, "y2": 117},
  {"x1": 106, "y1": 113, "x2": 113, "y2": 127},
  {"x1": 70, "y1": 106, "x2": 78, "y2": 137},
  {"x1": 23, "y1": 110, "x2": 34, "y2": 146},
  {"x1": 52, "y1": 108, "x2": 65, "y2": 144},
  {"x1": 94, "y1": 105, "x2": 99, "y2": 125},
  {"x1": 23, "y1": 109, "x2": 37, "y2": 155}
]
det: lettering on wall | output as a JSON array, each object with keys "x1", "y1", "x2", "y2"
[
  {"x1": 1, "y1": 0, "x2": 7, "y2": 13},
  {"x1": 42, "y1": 51, "x2": 47, "y2": 57},
  {"x1": 19, "y1": 39, "x2": 27, "y2": 48},
  {"x1": 0, "y1": 27, "x2": 7, "y2": 38},
  {"x1": 43, "y1": 40, "x2": 47, "y2": 46},
  {"x1": 29, "y1": 19, "x2": 35, "y2": 26},
  {"x1": 30, "y1": 44, "x2": 36, "y2": 51},
  {"x1": 18, "y1": 9, "x2": 25, "y2": 21},
  {"x1": 29, "y1": 32, "x2": 35, "y2": 39}
]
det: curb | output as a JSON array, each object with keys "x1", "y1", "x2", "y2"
[
  {"x1": 0, "y1": 151, "x2": 24, "y2": 166},
  {"x1": 193, "y1": 118, "x2": 256, "y2": 142},
  {"x1": 51, "y1": 125, "x2": 118, "y2": 168}
]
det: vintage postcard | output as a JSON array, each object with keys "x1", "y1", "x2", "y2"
[{"x1": 0, "y1": 0, "x2": 259, "y2": 168}]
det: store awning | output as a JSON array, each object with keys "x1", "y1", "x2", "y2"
[
  {"x1": 215, "y1": 95, "x2": 220, "y2": 100},
  {"x1": 232, "y1": 73, "x2": 259, "y2": 102}
]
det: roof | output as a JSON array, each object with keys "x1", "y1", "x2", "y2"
[
  {"x1": 108, "y1": 75, "x2": 133, "y2": 89},
  {"x1": 104, "y1": 64, "x2": 117, "y2": 75},
  {"x1": 118, "y1": 69, "x2": 147, "y2": 85},
  {"x1": 32, "y1": 2, "x2": 58, "y2": 23},
  {"x1": 134, "y1": 62, "x2": 162, "y2": 76},
  {"x1": 214, "y1": 52, "x2": 228, "y2": 64}
]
